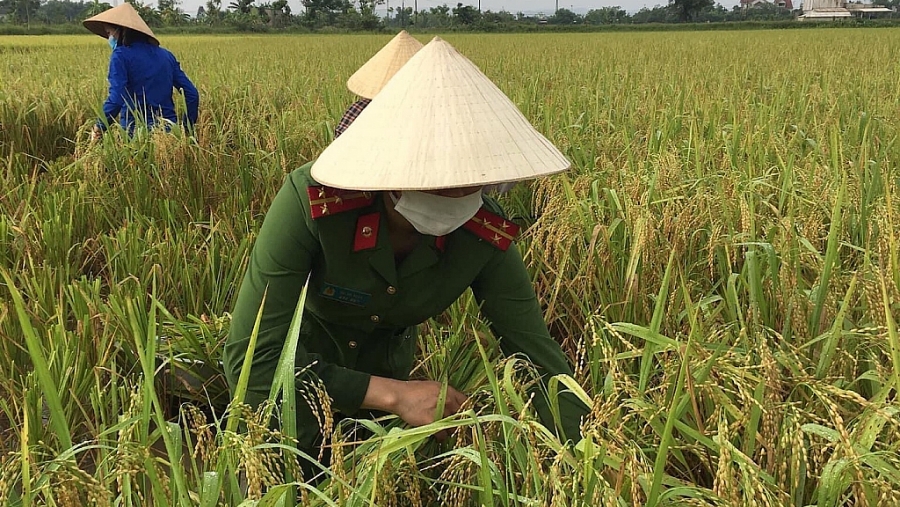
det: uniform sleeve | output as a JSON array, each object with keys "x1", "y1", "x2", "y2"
[
  {"x1": 171, "y1": 55, "x2": 199, "y2": 128},
  {"x1": 224, "y1": 172, "x2": 372, "y2": 415},
  {"x1": 470, "y1": 245, "x2": 589, "y2": 442},
  {"x1": 98, "y1": 51, "x2": 127, "y2": 130}
]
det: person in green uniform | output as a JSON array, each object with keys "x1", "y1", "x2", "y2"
[{"x1": 223, "y1": 37, "x2": 589, "y2": 478}]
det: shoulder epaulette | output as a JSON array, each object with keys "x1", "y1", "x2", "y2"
[
  {"x1": 307, "y1": 186, "x2": 375, "y2": 219},
  {"x1": 462, "y1": 208, "x2": 521, "y2": 251}
]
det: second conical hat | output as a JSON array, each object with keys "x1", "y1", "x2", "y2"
[
  {"x1": 83, "y1": 3, "x2": 158, "y2": 45},
  {"x1": 313, "y1": 37, "x2": 571, "y2": 191},
  {"x1": 346, "y1": 30, "x2": 424, "y2": 99}
]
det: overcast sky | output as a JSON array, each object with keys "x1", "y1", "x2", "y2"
[{"x1": 174, "y1": 0, "x2": 742, "y2": 18}]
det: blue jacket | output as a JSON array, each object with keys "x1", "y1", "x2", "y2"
[{"x1": 99, "y1": 41, "x2": 199, "y2": 132}]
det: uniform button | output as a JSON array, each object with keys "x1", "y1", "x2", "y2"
[
  {"x1": 370, "y1": 315, "x2": 380, "y2": 323},
  {"x1": 386, "y1": 286, "x2": 397, "y2": 295},
  {"x1": 348, "y1": 341, "x2": 358, "y2": 349},
  {"x1": 361, "y1": 226, "x2": 373, "y2": 238}
]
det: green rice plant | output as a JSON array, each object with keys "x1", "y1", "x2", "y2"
[{"x1": 1, "y1": 270, "x2": 72, "y2": 450}]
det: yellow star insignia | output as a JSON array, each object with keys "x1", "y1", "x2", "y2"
[
  {"x1": 492, "y1": 234, "x2": 502, "y2": 244},
  {"x1": 320, "y1": 204, "x2": 329, "y2": 215}
]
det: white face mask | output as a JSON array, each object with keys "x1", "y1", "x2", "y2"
[{"x1": 391, "y1": 190, "x2": 483, "y2": 236}]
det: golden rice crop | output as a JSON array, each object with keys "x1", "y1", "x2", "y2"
[{"x1": 2, "y1": 30, "x2": 899, "y2": 506}]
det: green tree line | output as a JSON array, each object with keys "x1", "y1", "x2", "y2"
[{"x1": 0, "y1": 0, "x2": 802, "y2": 30}]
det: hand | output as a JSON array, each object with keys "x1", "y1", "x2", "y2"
[
  {"x1": 91, "y1": 125, "x2": 103, "y2": 141},
  {"x1": 362, "y1": 377, "x2": 468, "y2": 440},
  {"x1": 393, "y1": 380, "x2": 467, "y2": 428}
]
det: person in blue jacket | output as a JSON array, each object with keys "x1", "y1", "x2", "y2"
[{"x1": 83, "y1": 3, "x2": 199, "y2": 139}]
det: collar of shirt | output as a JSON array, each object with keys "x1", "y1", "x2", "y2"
[{"x1": 356, "y1": 193, "x2": 445, "y2": 287}]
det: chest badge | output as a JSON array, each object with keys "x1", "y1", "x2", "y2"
[{"x1": 319, "y1": 282, "x2": 372, "y2": 307}]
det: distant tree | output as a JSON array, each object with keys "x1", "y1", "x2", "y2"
[
  {"x1": 272, "y1": 0, "x2": 289, "y2": 14},
  {"x1": 81, "y1": 0, "x2": 112, "y2": 17},
  {"x1": 481, "y1": 9, "x2": 514, "y2": 23},
  {"x1": 694, "y1": 2, "x2": 728, "y2": 21},
  {"x1": 669, "y1": 0, "x2": 714, "y2": 21},
  {"x1": 452, "y1": 2, "x2": 478, "y2": 24},
  {"x1": 228, "y1": 0, "x2": 253, "y2": 14},
  {"x1": 204, "y1": 0, "x2": 223, "y2": 22},
  {"x1": 424, "y1": 3, "x2": 451, "y2": 26},
  {"x1": 262, "y1": 0, "x2": 290, "y2": 26},
  {"x1": 343, "y1": 0, "x2": 381, "y2": 29},
  {"x1": 0, "y1": 0, "x2": 41, "y2": 24},
  {"x1": 257, "y1": 1, "x2": 270, "y2": 21},
  {"x1": 302, "y1": 0, "x2": 349, "y2": 17},
  {"x1": 584, "y1": 6, "x2": 628, "y2": 24},
  {"x1": 129, "y1": 0, "x2": 163, "y2": 25},
  {"x1": 301, "y1": 0, "x2": 350, "y2": 25},
  {"x1": 36, "y1": 0, "x2": 91, "y2": 23},
  {"x1": 631, "y1": 4, "x2": 674, "y2": 22},
  {"x1": 549, "y1": 7, "x2": 581, "y2": 23},
  {"x1": 392, "y1": 5, "x2": 411, "y2": 25},
  {"x1": 158, "y1": 0, "x2": 188, "y2": 25}
]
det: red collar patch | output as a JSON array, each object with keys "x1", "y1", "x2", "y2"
[
  {"x1": 307, "y1": 186, "x2": 376, "y2": 219},
  {"x1": 462, "y1": 208, "x2": 521, "y2": 251},
  {"x1": 353, "y1": 212, "x2": 380, "y2": 252}
]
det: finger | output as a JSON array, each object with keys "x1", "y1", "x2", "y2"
[
  {"x1": 442, "y1": 403, "x2": 457, "y2": 418},
  {"x1": 443, "y1": 397, "x2": 464, "y2": 416},
  {"x1": 449, "y1": 390, "x2": 467, "y2": 408},
  {"x1": 449, "y1": 386, "x2": 468, "y2": 399}
]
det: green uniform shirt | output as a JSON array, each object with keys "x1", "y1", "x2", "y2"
[{"x1": 224, "y1": 162, "x2": 587, "y2": 444}]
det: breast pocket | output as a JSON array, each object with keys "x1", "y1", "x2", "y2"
[{"x1": 296, "y1": 315, "x2": 345, "y2": 367}]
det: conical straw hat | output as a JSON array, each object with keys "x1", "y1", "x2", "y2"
[
  {"x1": 84, "y1": 3, "x2": 158, "y2": 45},
  {"x1": 313, "y1": 37, "x2": 571, "y2": 191},
  {"x1": 346, "y1": 30, "x2": 424, "y2": 100}
]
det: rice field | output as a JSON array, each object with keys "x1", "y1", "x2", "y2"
[{"x1": 2, "y1": 30, "x2": 900, "y2": 506}]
